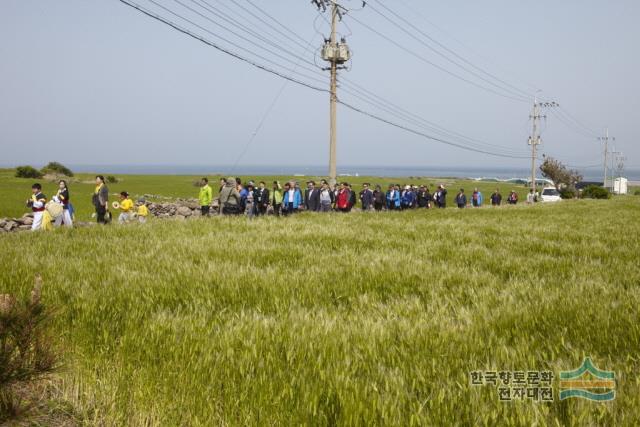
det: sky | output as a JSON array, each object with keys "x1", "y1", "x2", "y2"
[{"x1": 1, "y1": 0, "x2": 638, "y2": 173}]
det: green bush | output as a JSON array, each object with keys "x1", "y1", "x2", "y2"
[
  {"x1": 560, "y1": 189, "x2": 575, "y2": 199},
  {"x1": 582, "y1": 185, "x2": 611, "y2": 199},
  {"x1": 634, "y1": 189, "x2": 640, "y2": 196},
  {"x1": 41, "y1": 161, "x2": 74, "y2": 177},
  {"x1": 106, "y1": 175, "x2": 118, "y2": 184},
  {"x1": 15, "y1": 166, "x2": 43, "y2": 179}
]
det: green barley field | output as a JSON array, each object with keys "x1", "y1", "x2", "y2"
[{"x1": 1, "y1": 169, "x2": 639, "y2": 426}]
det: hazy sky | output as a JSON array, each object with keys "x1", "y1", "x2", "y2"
[{"x1": 1, "y1": 0, "x2": 638, "y2": 172}]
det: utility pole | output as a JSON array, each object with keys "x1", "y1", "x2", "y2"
[
  {"x1": 528, "y1": 99, "x2": 557, "y2": 193},
  {"x1": 598, "y1": 128, "x2": 615, "y2": 189},
  {"x1": 528, "y1": 99, "x2": 542, "y2": 194},
  {"x1": 328, "y1": 2, "x2": 338, "y2": 186},
  {"x1": 315, "y1": 0, "x2": 351, "y2": 186}
]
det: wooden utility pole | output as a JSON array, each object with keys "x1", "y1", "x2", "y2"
[{"x1": 328, "y1": 1, "x2": 338, "y2": 186}]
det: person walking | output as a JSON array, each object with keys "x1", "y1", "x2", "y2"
[
  {"x1": 54, "y1": 179, "x2": 73, "y2": 227},
  {"x1": 386, "y1": 184, "x2": 401, "y2": 210},
  {"x1": 507, "y1": 190, "x2": 519, "y2": 205},
  {"x1": 199, "y1": 177, "x2": 212, "y2": 216},
  {"x1": 359, "y1": 183, "x2": 374, "y2": 211},
  {"x1": 490, "y1": 189, "x2": 502, "y2": 206},
  {"x1": 254, "y1": 181, "x2": 269, "y2": 216},
  {"x1": 436, "y1": 184, "x2": 448, "y2": 208},
  {"x1": 219, "y1": 177, "x2": 241, "y2": 215},
  {"x1": 26, "y1": 183, "x2": 47, "y2": 231},
  {"x1": 526, "y1": 188, "x2": 536, "y2": 204},
  {"x1": 304, "y1": 181, "x2": 321, "y2": 212},
  {"x1": 455, "y1": 188, "x2": 467, "y2": 208},
  {"x1": 336, "y1": 182, "x2": 351, "y2": 213},
  {"x1": 471, "y1": 188, "x2": 483, "y2": 208},
  {"x1": 245, "y1": 182, "x2": 255, "y2": 218},
  {"x1": 282, "y1": 182, "x2": 302, "y2": 216},
  {"x1": 92, "y1": 175, "x2": 109, "y2": 224},
  {"x1": 318, "y1": 181, "x2": 334, "y2": 212},
  {"x1": 373, "y1": 185, "x2": 385, "y2": 211},
  {"x1": 271, "y1": 181, "x2": 283, "y2": 216}
]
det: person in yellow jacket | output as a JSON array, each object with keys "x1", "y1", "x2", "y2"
[
  {"x1": 116, "y1": 191, "x2": 134, "y2": 224},
  {"x1": 198, "y1": 177, "x2": 213, "y2": 216},
  {"x1": 136, "y1": 198, "x2": 150, "y2": 223}
]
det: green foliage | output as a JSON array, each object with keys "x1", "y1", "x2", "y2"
[
  {"x1": 582, "y1": 185, "x2": 611, "y2": 199},
  {"x1": 559, "y1": 189, "x2": 575, "y2": 199},
  {"x1": 41, "y1": 161, "x2": 74, "y2": 177},
  {"x1": 0, "y1": 278, "x2": 58, "y2": 424},
  {"x1": 106, "y1": 175, "x2": 119, "y2": 184},
  {"x1": 0, "y1": 197, "x2": 639, "y2": 425},
  {"x1": 14, "y1": 166, "x2": 43, "y2": 179},
  {"x1": 634, "y1": 189, "x2": 640, "y2": 196},
  {"x1": 539, "y1": 156, "x2": 582, "y2": 189}
]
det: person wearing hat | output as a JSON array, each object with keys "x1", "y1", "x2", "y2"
[
  {"x1": 401, "y1": 185, "x2": 416, "y2": 210},
  {"x1": 219, "y1": 177, "x2": 242, "y2": 215},
  {"x1": 198, "y1": 177, "x2": 212, "y2": 216},
  {"x1": 304, "y1": 180, "x2": 321, "y2": 212},
  {"x1": 455, "y1": 188, "x2": 467, "y2": 209}
]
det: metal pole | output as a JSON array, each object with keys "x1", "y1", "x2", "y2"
[{"x1": 328, "y1": 1, "x2": 338, "y2": 186}]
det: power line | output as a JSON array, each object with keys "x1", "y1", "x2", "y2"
[
  {"x1": 367, "y1": 0, "x2": 533, "y2": 101},
  {"x1": 345, "y1": 13, "x2": 530, "y2": 103},
  {"x1": 117, "y1": 0, "x2": 329, "y2": 91},
  {"x1": 338, "y1": 99, "x2": 531, "y2": 159}
]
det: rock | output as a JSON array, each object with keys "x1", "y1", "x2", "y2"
[
  {"x1": 18, "y1": 225, "x2": 31, "y2": 230},
  {"x1": 22, "y1": 217, "x2": 33, "y2": 226},
  {"x1": 175, "y1": 215, "x2": 186, "y2": 221},
  {"x1": 0, "y1": 219, "x2": 6, "y2": 228},
  {"x1": 13, "y1": 218, "x2": 25, "y2": 225},
  {"x1": 192, "y1": 209, "x2": 201, "y2": 217},
  {"x1": 4, "y1": 221, "x2": 16, "y2": 232},
  {"x1": 176, "y1": 206, "x2": 192, "y2": 217}
]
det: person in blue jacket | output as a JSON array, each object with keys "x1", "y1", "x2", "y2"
[
  {"x1": 401, "y1": 185, "x2": 416, "y2": 210},
  {"x1": 282, "y1": 181, "x2": 302, "y2": 216},
  {"x1": 471, "y1": 187, "x2": 484, "y2": 207},
  {"x1": 386, "y1": 184, "x2": 401, "y2": 210}
]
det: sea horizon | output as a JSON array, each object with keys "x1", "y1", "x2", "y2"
[{"x1": 2, "y1": 163, "x2": 637, "y2": 182}]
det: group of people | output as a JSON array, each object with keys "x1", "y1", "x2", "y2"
[
  {"x1": 26, "y1": 175, "x2": 150, "y2": 231},
  {"x1": 25, "y1": 175, "x2": 528, "y2": 231},
  {"x1": 198, "y1": 177, "x2": 525, "y2": 217}
]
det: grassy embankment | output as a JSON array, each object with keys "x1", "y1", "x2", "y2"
[{"x1": 1, "y1": 169, "x2": 639, "y2": 425}]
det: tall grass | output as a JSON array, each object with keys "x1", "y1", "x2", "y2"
[{"x1": 0, "y1": 197, "x2": 639, "y2": 425}]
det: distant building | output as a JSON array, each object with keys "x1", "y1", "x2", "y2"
[{"x1": 613, "y1": 178, "x2": 628, "y2": 195}]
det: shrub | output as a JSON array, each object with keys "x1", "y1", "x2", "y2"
[
  {"x1": 106, "y1": 175, "x2": 118, "y2": 184},
  {"x1": 582, "y1": 185, "x2": 611, "y2": 199},
  {"x1": 15, "y1": 166, "x2": 43, "y2": 179},
  {"x1": 0, "y1": 277, "x2": 58, "y2": 424},
  {"x1": 41, "y1": 162, "x2": 74, "y2": 177},
  {"x1": 634, "y1": 189, "x2": 640, "y2": 196},
  {"x1": 560, "y1": 189, "x2": 575, "y2": 199}
]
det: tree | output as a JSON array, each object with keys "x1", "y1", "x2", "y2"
[
  {"x1": 14, "y1": 166, "x2": 43, "y2": 179},
  {"x1": 41, "y1": 161, "x2": 74, "y2": 177},
  {"x1": 539, "y1": 156, "x2": 582, "y2": 190}
]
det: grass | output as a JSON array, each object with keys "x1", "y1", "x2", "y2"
[{"x1": 0, "y1": 170, "x2": 639, "y2": 425}]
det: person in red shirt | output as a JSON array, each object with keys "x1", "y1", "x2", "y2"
[{"x1": 336, "y1": 182, "x2": 351, "y2": 213}]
